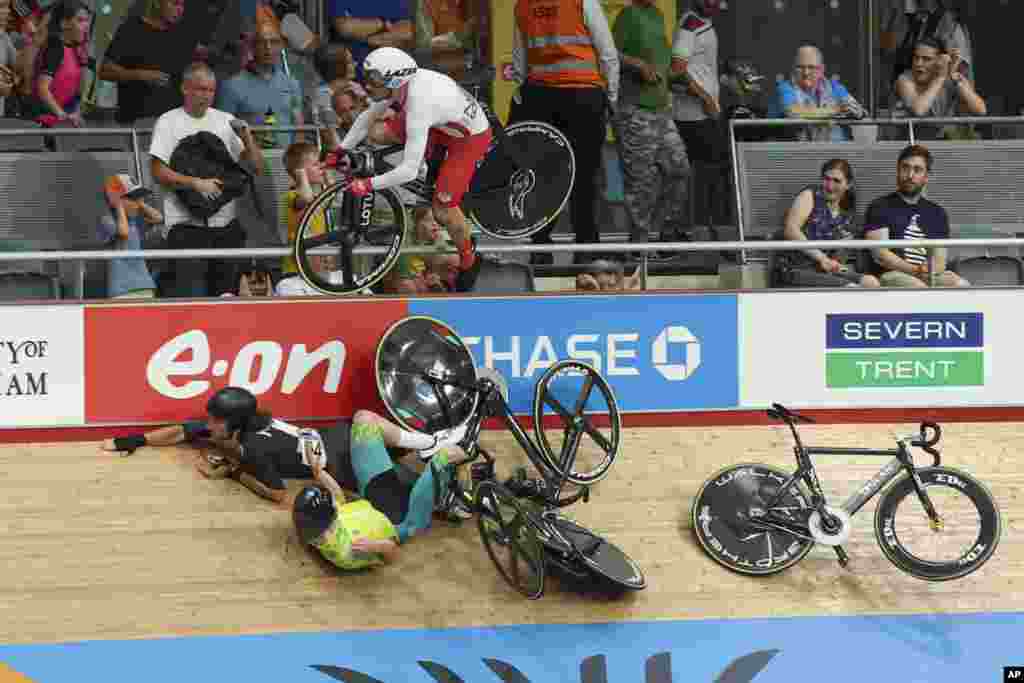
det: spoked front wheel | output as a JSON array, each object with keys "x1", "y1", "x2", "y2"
[
  {"x1": 691, "y1": 464, "x2": 814, "y2": 576},
  {"x1": 874, "y1": 466, "x2": 1001, "y2": 581},
  {"x1": 293, "y1": 181, "x2": 407, "y2": 295},
  {"x1": 464, "y1": 121, "x2": 575, "y2": 240},
  {"x1": 532, "y1": 359, "x2": 621, "y2": 486},
  {"x1": 475, "y1": 481, "x2": 546, "y2": 599}
]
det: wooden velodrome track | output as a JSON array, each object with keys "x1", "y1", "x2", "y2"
[{"x1": 0, "y1": 421, "x2": 1019, "y2": 646}]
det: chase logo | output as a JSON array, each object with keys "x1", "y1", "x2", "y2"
[
  {"x1": 652, "y1": 326, "x2": 701, "y2": 381},
  {"x1": 824, "y1": 313, "x2": 984, "y2": 388},
  {"x1": 408, "y1": 295, "x2": 739, "y2": 412}
]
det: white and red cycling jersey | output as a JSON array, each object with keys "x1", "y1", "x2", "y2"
[{"x1": 339, "y1": 68, "x2": 492, "y2": 206}]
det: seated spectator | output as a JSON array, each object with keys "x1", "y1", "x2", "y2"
[
  {"x1": 576, "y1": 259, "x2": 640, "y2": 292},
  {"x1": 329, "y1": 0, "x2": 412, "y2": 78},
  {"x1": 773, "y1": 159, "x2": 879, "y2": 288},
  {"x1": 892, "y1": 36, "x2": 985, "y2": 140},
  {"x1": 216, "y1": 12, "x2": 303, "y2": 149},
  {"x1": 769, "y1": 45, "x2": 864, "y2": 142},
  {"x1": 97, "y1": 175, "x2": 163, "y2": 299},
  {"x1": 22, "y1": 0, "x2": 91, "y2": 127},
  {"x1": 379, "y1": 207, "x2": 460, "y2": 295},
  {"x1": 10, "y1": 0, "x2": 49, "y2": 110},
  {"x1": 149, "y1": 62, "x2": 265, "y2": 298},
  {"x1": 863, "y1": 144, "x2": 968, "y2": 288},
  {"x1": 237, "y1": 260, "x2": 274, "y2": 296},
  {"x1": 100, "y1": 0, "x2": 200, "y2": 126}
]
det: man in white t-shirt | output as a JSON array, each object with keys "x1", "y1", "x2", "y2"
[{"x1": 149, "y1": 62, "x2": 264, "y2": 298}]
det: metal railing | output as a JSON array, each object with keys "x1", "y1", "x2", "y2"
[
  {"x1": 1, "y1": 237, "x2": 1020, "y2": 296},
  {"x1": 1, "y1": 121, "x2": 1023, "y2": 296}
]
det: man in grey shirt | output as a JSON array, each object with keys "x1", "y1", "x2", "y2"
[{"x1": 893, "y1": 36, "x2": 985, "y2": 139}]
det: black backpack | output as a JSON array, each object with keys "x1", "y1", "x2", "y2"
[{"x1": 169, "y1": 131, "x2": 255, "y2": 221}]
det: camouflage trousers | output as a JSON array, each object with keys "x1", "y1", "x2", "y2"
[{"x1": 611, "y1": 104, "x2": 691, "y2": 241}]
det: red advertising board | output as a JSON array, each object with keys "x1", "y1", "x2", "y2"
[{"x1": 84, "y1": 299, "x2": 409, "y2": 424}]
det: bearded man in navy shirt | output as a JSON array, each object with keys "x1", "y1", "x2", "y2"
[{"x1": 863, "y1": 144, "x2": 969, "y2": 288}]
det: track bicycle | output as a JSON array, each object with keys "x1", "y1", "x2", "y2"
[
  {"x1": 292, "y1": 106, "x2": 575, "y2": 295},
  {"x1": 692, "y1": 403, "x2": 1001, "y2": 580},
  {"x1": 375, "y1": 315, "x2": 646, "y2": 599}
]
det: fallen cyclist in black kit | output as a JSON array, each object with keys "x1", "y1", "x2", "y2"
[{"x1": 101, "y1": 387, "x2": 473, "y2": 527}]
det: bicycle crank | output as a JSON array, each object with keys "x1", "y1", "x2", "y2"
[{"x1": 808, "y1": 506, "x2": 852, "y2": 546}]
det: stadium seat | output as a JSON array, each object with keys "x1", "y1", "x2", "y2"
[
  {"x1": 471, "y1": 256, "x2": 535, "y2": 294},
  {"x1": 951, "y1": 255, "x2": 1024, "y2": 286},
  {"x1": 0, "y1": 271, "x2": 61, "y2": 300},
  {"x1": 0, "y1": 119, "x2": 46, "y2": 152}
]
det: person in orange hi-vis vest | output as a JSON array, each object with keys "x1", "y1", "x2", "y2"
[{"x1": 510, "y1": 0, "x2": 619, "y2": 266}]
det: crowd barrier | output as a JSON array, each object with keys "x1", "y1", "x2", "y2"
[{"x1": 1, "y1": 284, "x2": 1019, "y2": 431}]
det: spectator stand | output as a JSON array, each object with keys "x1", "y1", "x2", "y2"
[{"x1": 727, "y1": 115, "x2": 1024, "y2": 288}]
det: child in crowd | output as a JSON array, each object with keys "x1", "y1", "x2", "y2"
[
  {"x1": 381, "y1": 206, "x2": 460, "y2": 294},
  {"x1": 576, "y1": 259, "x2": 641, "y2": 292},
  {"x1": 276, "y1": 139, "x2": 347, "y2": 296},
  {"x1": 97, "y1": 174, "x2": 162, "y2": 298}
]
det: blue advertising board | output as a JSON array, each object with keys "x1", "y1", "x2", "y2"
[
  {"x1": 0, "y1": 612, "x2": 1020, "y2": 682},
  {"x1": 409, "y1": 294, "x2": 739, "y2": 413}
]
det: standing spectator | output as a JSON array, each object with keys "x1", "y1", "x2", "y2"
[
  {"x1": 23, "y1": 0, "x2": 91, "y2": 127},
  {"x1": 769, "y1": 45, "x2": 863, "y2": 142},
  {"x1": 863, "y1": 144, "x2": 968, "y2": 288},
  {"x1": 330, "y1": 0, "x2": 412, "y2": 78},
  {"x1": 11, "y1": 1, "x2": 49, "y2": 107},
  {"x1": 149, "y1": 62, "x2": 264, "y2": 298},
  {"x1": 670, "y1": 0, "x2": 720, "y2": 158},
  {"x1": 773, "y1": 159, "x2": 879, "y2": 289},
  {"x1": 612, "y1": 0, "x2": 691, "y2": 247},
  {"x1": 892, "y1": 36, "x2": 985, "y2": 139},
  {"x1": 99, "y1": 0, "x2": 200, "y2": 125},
  {"x1": 215, "y1": 12, "x2": 303, "y2": 149},
  {"x1": 509, "y1": 0, "x2": 619, "y2": 265},
  {"x1": 276, "y1": 139, "x2": 334, "y2": 295},
  {"x1": 0, "y1": 0, "x2": 17, "y2": 118},
  {"x1": 97, "y1": 174, "x2": 163, "y2": 299}
]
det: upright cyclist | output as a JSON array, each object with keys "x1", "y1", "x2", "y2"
[{"x1": 329, "y1": 46, "x2": 491, "y2": 280}]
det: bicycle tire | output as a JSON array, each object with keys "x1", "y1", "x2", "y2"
[
  {"x1": 293, "y1": 181, "x2": 407, "y2": 295},
  {"x1": 548, "y1": 516, "x2": 646, "y2": 591},
  {"x1": 531, "y1": 359, "x2": 621, "y2": 486},
  {"x1": 475, "y1": 480, "x2": 546, "y2": 599},
  {"x1": 691, "y1": 463, "x2": 814, "y2": 576},
  {"x1": 464, "y1": 121, "x2": 575, "y2": 241},
  {"x1": 874, "y1": 466, "x2": 1001, "y2": 581}
]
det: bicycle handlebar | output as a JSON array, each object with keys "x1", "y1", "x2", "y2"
[
  {"x1": 907, "y1": 421, "x2": 942, "y2": 466},
  {"x1": 767, "y1": 403, "x2": 815, "y2": 424}
]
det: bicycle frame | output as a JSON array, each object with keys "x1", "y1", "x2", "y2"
[
  {"x1": 753, "y1": 419, "x2": 940, "y2": 540},
  {"x1": 429, "y1": 374, "x2": 588, "y2": 509}
]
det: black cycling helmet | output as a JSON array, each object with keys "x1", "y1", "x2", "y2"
[
  {"x1": 206, "y1": 386, "x2": 258, "y2": 435},
  {"x1": 293, "y1": 485, "x2": 335, "y2": 544}
]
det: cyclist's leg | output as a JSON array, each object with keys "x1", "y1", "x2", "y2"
[
  {"x1": 352, "y1": 409, "x2": 434, "y2": 452},
  {"x1": 432, "y1": 128, "x2": 494, "y2": 271}
]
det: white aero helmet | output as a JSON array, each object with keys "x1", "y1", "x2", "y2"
[{"x1": 363, "y1": 47, "x2": 418, "y2": 90}]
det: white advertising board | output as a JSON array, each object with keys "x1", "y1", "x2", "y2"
[
  {"x1": 739, "y1": 290, "x2": 1019, "y2": 409},
  {"x1": 0, "y1": 305, "x2": 85, "y2": 426}
]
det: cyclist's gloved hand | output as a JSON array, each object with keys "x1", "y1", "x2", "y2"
[
  {"x1": 348, "y1": 177, "x2": 373, "y2": 197},
  {"x1": 324, "y1": 148, "x2": 352, "y2": 173}
]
